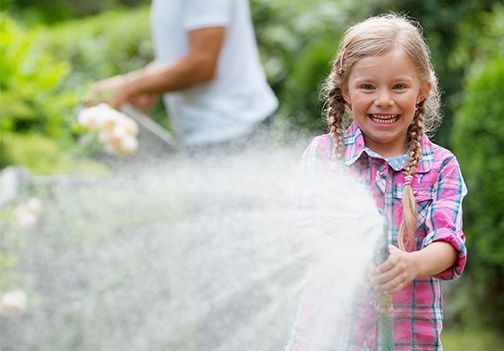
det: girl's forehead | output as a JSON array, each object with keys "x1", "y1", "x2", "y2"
[{"x1": 349, "y1": 49, "x2": 419, "y2": 80}]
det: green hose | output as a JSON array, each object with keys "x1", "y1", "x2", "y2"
[
  {"x1": 376, "y1": 293, "x2": 395, "y2": 351},
  {"x1": 374, "y1": 218, "x2": 394, "y2": 351}
]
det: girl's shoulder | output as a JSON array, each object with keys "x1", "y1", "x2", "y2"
[
  {"x1": 421, "y1": 136, "x2": 460, "y2": 170},
  {"x1": 303, "y1": 134, "x2": 333, "y2": 161},
  {"x1": 419, "y1": 137, "x2": 466, "y2": 194}
]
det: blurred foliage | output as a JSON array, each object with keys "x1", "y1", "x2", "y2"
[
  {"x1": 3, "y1": 0, "x2": 149, "y2": 24},
  {"x1": 0, "y1": 14, "x2": 79, "y2": 169},
  {"x1": 443, "y1": 328, "x2": 504, "y2": 351},
  {"x1": 452, "y1": 57, "x2": 504, "y2": 331},
  {"x1": 252, "y1": 0, "x2": 353, "y2": 131},
  {"x1": 2, "y1": 132, "x2": 108, "y2": 175},
  {"x1": 37, "y1": 8, "x2": 152, "y2": 84}
]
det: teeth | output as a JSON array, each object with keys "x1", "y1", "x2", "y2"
[
  {"x1": 371, "y1": 114, "x2": 397, "y2": 119},
  {"x1": 369, "y1": 114, "x2": 399, "y2": 124}
]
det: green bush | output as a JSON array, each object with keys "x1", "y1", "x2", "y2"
[
  {"x1": 0, "y1": 15, "x2": 76, "y2": 136},
  {"x1": 0, "y1": 14, "x2": 79, "y2": 168},
  {"x1": 252, "y1": 0, "x2": 350, "y2": 133},
  {"x1": 37, "y1": 8, "x2": 152, "y2": 86},
  {"x1": 278, "y1": 39, "x2": 336, "y2": 131},
  {"x1": 451, "y1": 57, "x2": 504, "y2": 330},
  {"x1": 5, "y1": 0, "x2": 149, "y2": 24}
]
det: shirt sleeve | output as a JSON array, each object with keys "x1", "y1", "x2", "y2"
[
  {"x1": 284, "y1": 136, "x2": 332, "y2": 248},
  {"x1": 182, "y1": 0, "x2": 233, "y2": 31},
  {"x1": 297, "y1": 135, "x2": 333, "y2": 209},
  {"x1": 422, "y1": 155, "x2": 468, "y2": 280}
]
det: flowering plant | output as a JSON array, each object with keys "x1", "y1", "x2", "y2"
[{"x1": 78, "y1": 103, "x2": 139, "y2": 156}]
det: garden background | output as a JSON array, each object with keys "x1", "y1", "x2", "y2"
[{"x1": 1, "y1": 0, "x2": 503, "y2": 349}]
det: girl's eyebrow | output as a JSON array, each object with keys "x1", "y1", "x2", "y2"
[
  {"x1": 391, "y1": 76, "x2": 415, "y2": 83},
  {"x1": 353, "y1": 76, "x2": 415, "y2": 83}
]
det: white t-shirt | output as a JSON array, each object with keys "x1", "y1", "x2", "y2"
[{"x1": 150, "y1": 0, "x2": 278, "y2": 146}]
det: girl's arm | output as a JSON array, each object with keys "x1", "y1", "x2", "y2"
[
  {"x1": 373, "y1": 154, "x2": 467, "y2": 293},
  {"x1": 372, "y1": 242, "x2": 457, "y2": 293}
]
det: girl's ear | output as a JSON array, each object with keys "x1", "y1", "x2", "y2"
[
  {"x1": 417, "y1": 81, "x2": 432, "y2": 104},
  {"x1": 341, "y1": 83, "x2": 351, "y2": 105}
]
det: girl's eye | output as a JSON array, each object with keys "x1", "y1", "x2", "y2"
[
  {"x1": 393, "y1": 83, "x2": 407, "y2": 90},
  {"x1": 360, "y1": 84, "x2": 374, "y2": 90}
]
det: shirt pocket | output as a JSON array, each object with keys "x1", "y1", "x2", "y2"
[{"x1": 392, "y1": 187, "x2": 434, "y2": 242}]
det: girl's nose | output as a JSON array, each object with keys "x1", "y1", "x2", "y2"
[{"x1": 374, "y1": 90, "x2": 394, "y2": 107}]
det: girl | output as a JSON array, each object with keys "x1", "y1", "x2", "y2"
[{"x1": 285, "y1": 14, "x2": 467, "y2": 350}]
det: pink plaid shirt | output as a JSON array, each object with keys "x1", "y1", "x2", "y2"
[{"x1": 285, "y1": 122, "x2": 467, "y2": 351}]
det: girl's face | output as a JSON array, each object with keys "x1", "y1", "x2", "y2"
[{"x1": 342, "y1": 49, "x2": 431, "y2": 157}]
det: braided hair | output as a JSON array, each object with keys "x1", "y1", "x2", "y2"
[{"x1": 322, "y1": 14, "x2": 441, "y2": 250}]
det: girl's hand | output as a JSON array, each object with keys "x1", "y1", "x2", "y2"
[{"x1": 372, "y1": 245, "x2": 418, "y2": 293}]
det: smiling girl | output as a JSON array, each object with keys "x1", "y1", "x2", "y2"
[{"x1": 285, "y1": 14, "x2": 467, "y2": 350}]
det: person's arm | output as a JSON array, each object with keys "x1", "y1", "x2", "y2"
[
  {"x1": 373, "y1": 155, "x2": 467, "y2": 293},
  {"x1": 90, "y1": 27, "x2": 226, "y2": 108},
  {"x1": 372, "y1": 242, "x2": 457, "y2": 293}
]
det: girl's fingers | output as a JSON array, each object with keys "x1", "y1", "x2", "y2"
[
  {"x1": 374, "y1": 272, "x2": 408, "y2": 293},
  {"x1": 375, "y1": 256, "x2": 397, "y2": 274},
  {"x1": 372, "y1": 246, "x2": 415, "y2": 292},
  {"x1": 372, "y1": 265, "x2": 400, "y2": 287}
]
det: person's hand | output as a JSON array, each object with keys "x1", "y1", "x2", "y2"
[
  {"x1": 89, "y1": 75, "x2": 132, "y2": 108},
  {"x1": 128, "y1": 94, "x2": 159, "y2": 113},
  {"x1": 372, "y1": 245, "x2": 418, "y2": 293}
]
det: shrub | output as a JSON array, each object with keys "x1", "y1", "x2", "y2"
[
  {"x1": 252, "y1": 0, "x2": 349, "y2": 133},
  {"x1": 0, "y1": 14, "x2": 79, "y2": 168},
  {"x1": 4, "y1": 0, "x2": 149, "y2": 24},
  {"x1": 37, "y1": 8, "x2": 152, "y2": 86},
  {"x1": 0, "y1": 15, "x2": 76, "y2": 136},
  {"x1": 451, "y1": 57, "x2": 504, "y2": 330}
]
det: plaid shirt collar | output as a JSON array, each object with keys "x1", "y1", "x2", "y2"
[{"x1": 343, "y1": 121, "x2": 433, "y2": 173}]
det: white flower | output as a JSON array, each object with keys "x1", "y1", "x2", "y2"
[
  {"x1": 78, "y1": 103, "x2": 140, "y2": 157},
  {"x1": 111, "y1": 125, "x2": 128, "y2": 140},
  {"x1": 118, "y1": 135, "x2": 139, "y2": 156},
  {"x1": 0, "y1": 289, "x2": 28, "y2": 316},
  {"x1": 122, "y1": 117, "x2": 139, "y2": 136},
  {"x1": 25, "y1": 198, "x2": 42, "y2": 213},
  {"x1": 78, "y1": 108, "x2": 99, "y2": 131},
  {"x1": 13, "y1": 198, "x2": 42, "y2": 231},
  {"x1": 98, "y1": 130, "x2": 113, "y2": 144}
]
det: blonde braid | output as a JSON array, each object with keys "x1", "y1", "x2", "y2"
[
  {"x1": 398, "y1": 101, "x2": 426, "y2": 250},
  {"x1": 325, "y1": 73, "x2": 347, "y2": 160}
]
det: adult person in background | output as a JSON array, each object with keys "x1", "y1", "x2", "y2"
[{"x1": 90, "y1": 0, "x2": 278, "y2": 151}]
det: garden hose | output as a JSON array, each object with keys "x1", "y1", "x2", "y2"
[
  {"x1": 377, "y1": 292, "x2": 395, "y2": 351},
  {"x1": 374, "y1": 218, "x2": 395, "y2": 351}
]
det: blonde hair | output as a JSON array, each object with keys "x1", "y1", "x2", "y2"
[{"x1": 323, "y1": 14, "x2": 441, "y2": 250}]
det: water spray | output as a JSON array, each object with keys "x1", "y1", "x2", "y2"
[{"x1": 1, "y1": 111, "x2": 391, "y2": 350}]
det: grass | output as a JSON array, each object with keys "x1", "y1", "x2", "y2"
[{"x1": 443, "y1": 328, "x2": 504, "y2": 351}]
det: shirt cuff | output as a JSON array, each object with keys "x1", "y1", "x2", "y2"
[{"x1": 422, "y1": 228, "x2": 467, "y2": 280}]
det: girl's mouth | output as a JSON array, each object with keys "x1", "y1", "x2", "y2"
[{"x1": 368, "y1": 114, "x2": 400, "y2": 125}]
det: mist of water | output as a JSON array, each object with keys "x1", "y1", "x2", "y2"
[{"x1": 0, "y1": 141, "x2": 384, "y2": 351}]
